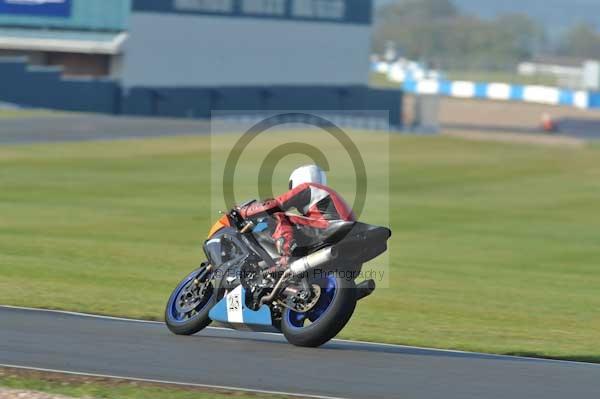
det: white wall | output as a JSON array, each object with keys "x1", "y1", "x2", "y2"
[{"x1": 121, "y1": 12, "x2": 371, "y2": 87}]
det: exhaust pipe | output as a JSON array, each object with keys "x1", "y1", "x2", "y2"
[
  {"x1": 356, "y1": 279, "x2": 376, "y2": 301},
  {"x1": 260, "y1": 269, "x2": 292, "y2": 306},
  {"x1": 259, "y1": 246, "x2": 339, "y2": 306},
  {"x1": 289, "y1": 246, "x2": 338, "y2": 276}
]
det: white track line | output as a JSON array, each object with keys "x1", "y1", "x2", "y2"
[
  {"x1": 1, "y1": 305, "x2": 598, "y2": 368},
  {"x1": 0, "y1": 363, "x2": 345, "y2": 399},
  {"x1": 0, "y1": 305, "x2": 162, "y2": 324}
]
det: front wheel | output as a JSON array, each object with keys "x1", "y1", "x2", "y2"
[
  {"x1": 165, "y1": 266, "x2": 215, "y2": 335},
  {"x1": 281, "y1": 274, "x2": 356, "y2": 347}
]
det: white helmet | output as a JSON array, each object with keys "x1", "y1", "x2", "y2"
[{"x1": 289, "y1": 164, "x2": 327, "y2": 190}]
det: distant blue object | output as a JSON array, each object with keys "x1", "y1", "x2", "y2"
[
  {"x1": 588, "y1": 92, "x2": 600, "y2": 108},
  {"x1": 401, "y1": 78, "x2": 598, "y2": 109},
  {"x1": 509, "y1": 85, "x2": 524, "y2": 101},
  {"x1": 474, "y1": 83, "x2": 487, "y2": 98},
  {"x1": 559, "y1": 90, "x2": 574, "y2": 106},
  {"x1": 0, "y1": 0, "x2": 130, "y2": 31},
  {"x1": 438, "y1": 80, "x2": 452, "y2": 96},
  {"x1": 0, "y1": 0, "x2": 71, "y2": 17}
]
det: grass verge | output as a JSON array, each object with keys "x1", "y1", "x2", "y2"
[
  {"x1": 0, "y1": 131, "x2": 599, "y2": 362},
  {"x1": 0, "y1": 109, "x2": 66, "y2": 119},
  {"x1": 370, "y1": 71, "x2": 558, "y2": 88},
  {"x1": 0, "y1": 368, "x2": 292, "y2": 399}
]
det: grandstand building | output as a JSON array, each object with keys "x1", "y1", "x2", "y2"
[
  {"x1": 0, "y1": 0, "x2": 402, "y2": 126},
  {"x1": 0, "y1": 0, "x2": 128, "y2": 77}
]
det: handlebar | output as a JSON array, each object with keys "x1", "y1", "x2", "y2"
[{"x1": 228, "y1": 208, "x2": 254, "y2": 233}]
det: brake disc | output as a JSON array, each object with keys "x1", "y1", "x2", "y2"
[
  {"x1": 175, "y1": 281, "x2": 204, "y2": 313},
  {"x1": 280, "y1": 284, "x2": 322, "y2": 312}
]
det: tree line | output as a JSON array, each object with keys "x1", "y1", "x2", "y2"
[{"x1": 373, "y1": 0, "x2": 600, "y2": 70}]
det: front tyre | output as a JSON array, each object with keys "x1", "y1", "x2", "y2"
[
  {"x1": 281, "y1": 274, "x2": 356, "y2": 347},
  {"x1": 165, "y1": 266, "x2": 215, "y2": 335}
]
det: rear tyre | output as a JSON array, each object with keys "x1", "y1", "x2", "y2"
[
  {"x1": 281, "y1": 274, "x2": 356, "y2": 347},
  {"x1": 165, "y1": 267, "x2": 215, "y2": 335}
]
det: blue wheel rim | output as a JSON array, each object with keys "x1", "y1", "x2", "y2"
[
  {"x1": 167, "y1": 269, "x2": 212, "y2": 324},
  {"x1": 286, "y1": 275, "x2": 337, "y2": 329}
]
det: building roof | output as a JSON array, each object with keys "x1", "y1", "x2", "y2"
[{"x1": 0, "y1": 27, "x2": 127, "y2": 54}]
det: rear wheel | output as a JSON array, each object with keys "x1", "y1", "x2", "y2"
[
  {"x1": 165, "y1": 266, "x2": 215, "y2": 335},
  {"x1": 281, "y1": 274, "x2": 356, "y2": 347}
]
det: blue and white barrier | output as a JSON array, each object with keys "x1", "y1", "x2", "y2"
[
  {"x1": 403, "y1": 78, "x2": 592, "y2": 109},
  {"x1": 372, "y1": 61, "x2": 600, "y2": 109}
]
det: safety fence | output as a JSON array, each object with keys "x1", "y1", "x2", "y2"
[{"x1": 374, "y1": 61, "x2": 600, "y2": 110}]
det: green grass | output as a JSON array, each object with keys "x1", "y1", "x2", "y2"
[
  {"x1": 445, "y1": 70, "x2": 558, "y2": 86},
  {"x1": 0, "y1": 369, "x2": 289, "y2": 399},
  {"x1": 0, "y1": 108, "x2": 68, "y2": 119},
  {"x1": 370, "y1": 71, "x2": 558, "y2": 87},
  {"x1": 1, "y1": 132, "x2": 600, "y2": 362},
  {"x1": 370, "y1": 72, "x2": 402, "y2": 89}
]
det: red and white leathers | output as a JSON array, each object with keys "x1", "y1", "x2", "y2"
[{"x1": 239, "y1": 183, "x2": 355, "y2": 268}]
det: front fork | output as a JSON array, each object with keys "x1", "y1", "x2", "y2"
[{"x1": 193, "y1": 262, "x2": 213, "y2": 292}]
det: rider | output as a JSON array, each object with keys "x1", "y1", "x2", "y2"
[{"x1": 239, "y1": 165, "x2": 355, "y2": 272}]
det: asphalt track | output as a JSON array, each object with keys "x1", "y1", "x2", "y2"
[
  {"x1": 1, "y1": 114, "x2": 600, "y2": 145},
  {"x1": 0, "y1": 114, "x2": 212, "y2": 144},
  {"x1": 1, "y1": 307, "x2": 599, "y2": 399},
  {"x1": 444, "y1": 118, "x2": 600, "y2": 140}
]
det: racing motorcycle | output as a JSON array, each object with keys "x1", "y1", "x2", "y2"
[{"x1": 165, "y1": 203, "x2": 391, "y2": 347}]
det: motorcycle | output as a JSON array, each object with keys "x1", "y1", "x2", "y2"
[{"x1": 165, "y1": 203, "x2": 391, "y2": 347}]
